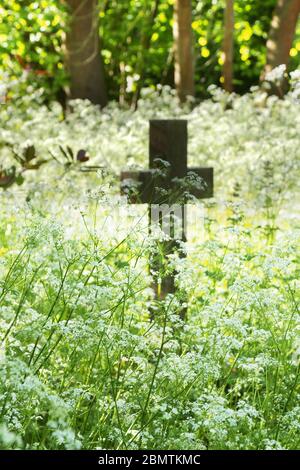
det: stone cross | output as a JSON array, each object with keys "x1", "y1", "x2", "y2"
[{"x1": 121, "y1": 119, "x2": 213, "y2": 312}]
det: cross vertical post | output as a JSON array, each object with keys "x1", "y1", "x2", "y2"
[{"x1": 148, "y1": 120, "x2": 187, "y2": 304}]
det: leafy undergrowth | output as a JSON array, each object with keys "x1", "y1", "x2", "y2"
[{"x1": 0, "y1": 75, "x2": 299, "y2": 450}]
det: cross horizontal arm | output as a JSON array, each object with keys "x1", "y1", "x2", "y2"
[
  {"x1": 120, "y1": 170, "x2": 153, "y2": 203},
  {"x1": 187, "y1": 167, "x2": 213, "y2": 199},
  {"x1": 120, "y1": 167, "x2": 213, "y2": 204}
]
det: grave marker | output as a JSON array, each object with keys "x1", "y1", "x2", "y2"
[{"x1": 121, "y1": 119, "x2": 213, "y2": 312}]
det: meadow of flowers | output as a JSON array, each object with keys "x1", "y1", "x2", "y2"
[{"x1": 0, "y1": 70, "x2": 299, "y2": 450}]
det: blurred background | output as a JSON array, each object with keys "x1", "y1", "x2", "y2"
[{"x1": 0, "y1": 0, "x2": 299, "y2": 107}]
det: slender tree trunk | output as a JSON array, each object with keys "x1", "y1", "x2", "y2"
[
  {"x1": 65, "y1": 0, "x2": 107, "y2": 107},
  {"x1": 223, "y1": 0, "x2": 234, "y2": 92},
  {"x1": 132, "y1": 0, "x2": 160, "y2": 109},
  {"x1": 173, "y1": 0, "x2": 195, "y2": 102},
  {"x1": 265, "y1": 0, "x2": 300, "y2": 74}
]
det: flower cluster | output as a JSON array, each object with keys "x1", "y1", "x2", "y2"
[{"x1": 0, "y1": 75, "x2": 299, "y2": 450}]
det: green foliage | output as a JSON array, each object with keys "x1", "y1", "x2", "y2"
[
  {"x1": 0, "y1": 0, "x2": 67, "y2": 102},
  {"x1": 101, "y1": 0, "x2": 280, "y2": 99},
  {"x1": 0, "y1": 0, "x2": 299, "y2": 104},
  {"x1": 0, "y1": 78, "x2": 299, "y2": 450}
]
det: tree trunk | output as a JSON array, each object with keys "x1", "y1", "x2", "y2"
[
  {"x1": 65, "y1": 0, "x2": 107, "y2": 107},
  {"x1": 265, "y1": 0, "x2": 300, "y2": 74},
  {"x1": 131, "y1": 0, "x2": 160, "y2": 109},
  {"x1": 223, "y1": 0, "x2": 234, "y2": 92},
  {"x1": 173, "y1": 0, "x2": 195, "y2": 102}
]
